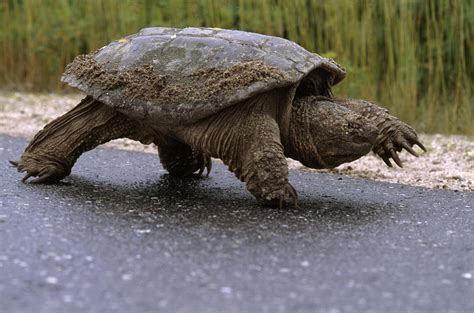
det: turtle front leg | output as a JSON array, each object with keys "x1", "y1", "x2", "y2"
[
  {"x1": 178, "y1": 109, "x2": 297, "y2": 207},
  {"x1": 157, "y1": 138, "x2": 211, "y2": 177},
  {"x1": 11, "y1": 96, "x2": 154, "y2": 183},
  {"x1": 339, "y1": 98, "x2": 426, "y2": 167},
  {"x1": 238, "y1": 114, "x2": 297, "y2": 207}
]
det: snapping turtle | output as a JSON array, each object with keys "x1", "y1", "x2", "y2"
[{"x1": 11, "y1": 27, "x2": 425, "y2": 206}]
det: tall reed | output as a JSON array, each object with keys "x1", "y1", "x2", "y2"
[{"x1": 0, "y1": 0, "x2": 472, "y2": 134}]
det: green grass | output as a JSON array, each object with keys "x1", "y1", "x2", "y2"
[{"x1": 0, "y1": 0, "x2": 472, "y2": 134}]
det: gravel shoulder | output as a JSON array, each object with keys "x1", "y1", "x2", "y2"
[{"x1": 1, "y1": 91, "x2": 472, "y2": 191}]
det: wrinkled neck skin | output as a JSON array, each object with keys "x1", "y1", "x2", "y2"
[{"x1": 285, "y1": 97, "x2": 329, "y2": 169}]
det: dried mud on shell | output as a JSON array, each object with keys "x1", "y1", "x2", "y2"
[
  {"x1": 63, "y1": 55, "x2": 166, "y2": 101},
  {"x1": 63, "y1": 55, "x2": 285, "y2": 105}
]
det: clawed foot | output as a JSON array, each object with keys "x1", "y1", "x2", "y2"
[
  {"x1": 162, "y1": 149, "x2": 212, "y2": 178},
  {"x1": 259, "y1": 182, "x2": 298, "y2": 209},
  {"x1": 197, "y1": 153, "x2": 212, "y2": 177},
  {"x1": 374, "y1": 121, "x2": 426, "y2": 167},
  {"x1": 9, "y1": 153, "x2": 68, "y2": 184},
  {"x1": 185, "y1": 152, "x2": 212, "y2": 177}
]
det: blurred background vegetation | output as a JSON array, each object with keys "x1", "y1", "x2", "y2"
[{"x1": 0, "y1": 0, "x2": 472, "y2": 134}]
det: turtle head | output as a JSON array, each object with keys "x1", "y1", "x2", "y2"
[{"x1": 286, "y1": 96, "x2": 378, "y2": 168}]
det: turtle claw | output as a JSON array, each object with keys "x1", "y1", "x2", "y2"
[
  {"x1": 389, "y1": 149, "x2": 403, "y2": 168},
  {"x1": 22, "y1": 172, "x2": 34, "y2": 183},
  {"x1": 278, "y1": 184, "x2": 298, "y2": 209},
  {"x1": 20, "y1": 167, "x2": 63, "y2": 184},
  {"x1": 400, "y1": 142, "x2": 418, "y2": 157},
  {"x1": 399, "y1": 128, "x2": 426, "y2": 155},
  {"x1": 259, "y1": 182, "x2": 298, "y2": 208},
  {"x1": 380, "y1": 154, "x2": 393, "y2": 167},
  {"x1": 375, "y1": 120, "x2": 425, "y2": 168},
  {"x1": 414, "y1": 139, "x2": 427, "y2": 152},
  {"x1": 205, "y1": 156, "x2": 212, "y2": 176},
  {"x1": 30, "y1": 172, "x2": 55, "y2": 184},
  {"x1": 377, "y1": 141, "x2": 402, "y2": 168},
  {"x1": 197, "y1": 154, "x2": 212, "y2": 177},
  {"x1": 286, "y1": 183, "x2": 298, "y2": 208},
  {"x1": 198, "y1": 163, "x2": 205, "y2": 176},
  {"x1": 266, "y1": 183, "x2": 298, "y2": 209}
]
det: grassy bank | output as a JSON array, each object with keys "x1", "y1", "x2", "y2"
[{"x1": 0, "y1": 0, "x2": 472, "y2": 134}]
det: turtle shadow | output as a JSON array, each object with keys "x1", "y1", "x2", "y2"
[
  {"x1": 2, "y1": 135, "x2": 400, "y2": 233},
  {"x1": 51, "y1": 170, "x2": 400, "y2": 236}
]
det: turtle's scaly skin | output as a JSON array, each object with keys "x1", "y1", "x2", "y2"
[{"x1": 11, "y1": 27, "x2": 425, "y2": 207}]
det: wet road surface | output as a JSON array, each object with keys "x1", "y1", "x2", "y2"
[{"x1": 1, "y1": 135, "x2": 473, "y2": 313}]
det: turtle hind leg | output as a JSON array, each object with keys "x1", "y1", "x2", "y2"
[
  {"x1": 11, "y1": 96, "x2": 154, "y2": 183},
  {"x1": 157, "y1": 138, "x2": 211, "y2": 177}
]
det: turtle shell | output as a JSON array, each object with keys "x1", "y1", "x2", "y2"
[{"x1": 62, "y1": 27, "x2": 346, "y2": 125}]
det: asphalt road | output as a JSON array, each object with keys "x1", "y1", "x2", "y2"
[{"x1": 1, "y1": 135, "x2": 473, "y2": 313}]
